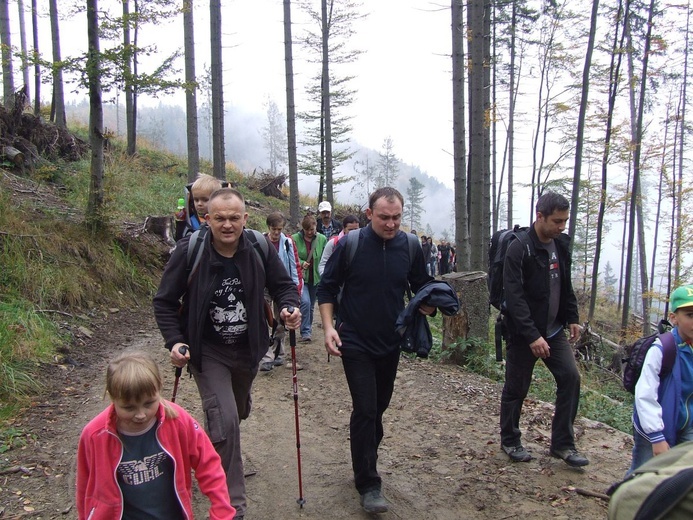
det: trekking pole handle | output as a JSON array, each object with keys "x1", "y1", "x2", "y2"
[{"x1": 175, "y1": 345, "x2": 188, "y2": 378}]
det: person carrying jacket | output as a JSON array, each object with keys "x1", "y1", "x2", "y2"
[
  {"x1": 500, "y1": 191, "x2": 587, "y2": 467},
  {"x1": 317, "y1": 187, "x2": 433, "y2": 514},
  {"x1": 153, "y1": 188, "x2": 301, "y2": 519}
]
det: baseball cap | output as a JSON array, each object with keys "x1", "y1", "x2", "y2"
[
  {"x1": 670, "y1": 285, "x2": 693, "y2": 312},
  {"x1": 318, "y1": 201, "x2": 332, "y2": 213}
]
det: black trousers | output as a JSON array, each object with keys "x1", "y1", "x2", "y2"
[
  {"x1": 341, "y1": 348, "x2": 400, "y2": 494},
  {"x1": 500, "y1": 331, "x2": 581, "y2": 451}
]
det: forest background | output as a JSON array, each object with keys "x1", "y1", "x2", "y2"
[{"x1": 1, "y1": 0, "x2": 692, "y2": 332}]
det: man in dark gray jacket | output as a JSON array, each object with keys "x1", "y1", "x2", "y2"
[
  {"x1": 500, "y1": 191, "x2": 587, "y2": 467},
  {"x1": 153, "y1": 188, "x2": 301, "y2": 519}
]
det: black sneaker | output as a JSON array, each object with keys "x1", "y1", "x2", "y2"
[
  {"x1": 550, "y1": 447, "x2": 589, "y2": 467},
  {"x1": 259, "y1": 362, "x2": 274, "y2": 372},
  {"x1": 360, "y1": 489, "x2": 388, "y2": 514},
  {"x1": 502, "y1": 444, "x2": 533, "y2": 462}
]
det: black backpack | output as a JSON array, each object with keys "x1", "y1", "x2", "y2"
[
  {"x1": 622, "y1": 320, "x2": 677, "y2": 394},
  {"x1": 487, "y1": 225, "x2": 532, "y2": 361},
  {"x1": 487, "y1": 225, "x2": 531, "y2": 311}
]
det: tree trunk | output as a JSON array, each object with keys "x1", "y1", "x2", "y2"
[
  {"x1": 86, "y1": 0, "x2": 104, "y2": 232},
  {"x1": 31, "y1": 0, "x2": 39, "y2": 115},
  {"x1": 589, "y1": 0, "x2": 625, "y2": 322},
  {"x1": 183, "y1": 0, "x2": 200, "y2": 182},
  {"x1": 321, "y1": 0, "x2": 334, "y2": 202},
  {"x1": 673, "y1": 4, "x2": 690, "y2": 290},
  {"x1": 123, "y1": 0, "x2": 136, "y2": 155},
  {"x1": 283, "y1": 0, "x2": 300, "y2": 226},
  {"x1": 569, "y1": 0, "x2": 599, "y2": 251},
  {"x1": 49, "y1": 0, "x2": 66, "y2": 128},
  {"x1": 210, "y1": 0, "x2": 226, "y2": 180},
  {"x1": 466, "y1": 0, "x2": 490, "y2": 271},
  {"x1": 452, "y1": 0, "x2": 469, "y2": 271},
  {"x1": 18, "y1": 0, "x2": 30, "y2": 101},
  {"x1": 0, "y1": 0, "x2": 14, "y2": 108}
]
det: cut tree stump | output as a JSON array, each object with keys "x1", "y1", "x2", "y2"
[{"x1": 441, "y1": 271, "x2": 489, "y2": 347}]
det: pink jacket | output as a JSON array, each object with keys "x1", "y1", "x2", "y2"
[{"x1": 76, "y1": 401, "x2": 235, "y2": 519}]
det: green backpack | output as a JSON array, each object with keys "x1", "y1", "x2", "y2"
[{"x1": 608, "y1": 441, "x2": 693, "y2": 520}]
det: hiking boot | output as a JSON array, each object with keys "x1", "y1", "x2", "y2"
[
  {"x1": 273, "y1": 356, "x2": 285, "y2": 367},
  {"x1": 285, "y1": 360, "x2": 303, "y2": 371},
  {"x1": 502, "y1": 444, "x2": 533, "y2": 462},
  {"x1": 259, "y1": 361, "x2": 274, "y2": 372},
  {"x1": 550, "y1": 447, "x2": 589, "y2": 467},
  {"x1": 300, "y1": 336, "x2": 312, "y2": 343},
  {"x1": 360, "y1": 489, "x2": 388, "y2": 514}
]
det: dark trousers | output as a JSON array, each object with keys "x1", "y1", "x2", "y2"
[
  {"x1": 341, "y1": 348, "x2": 400, "y2": 494},
  {"x1": 500, "y1": 331, "x2": 581, "y2": 450}
]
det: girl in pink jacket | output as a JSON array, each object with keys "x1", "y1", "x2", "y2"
[{"x1": 76, "y1": 351, "x2": 236, "y2": 519}]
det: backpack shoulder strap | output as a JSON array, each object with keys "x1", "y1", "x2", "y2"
[
  {"x1": 345, "y1": 227, "x2": 361, "y2": 271},
  {"x1": 659, "y1": 331, "x2": 678, "y2": 374},
  {"x1": 243, "y1": 228, "x2": 269, "y2": 274},
  {"x1": 406, "y1": 233, "x2": 420, "y2": 271},
  {"x1": 186, "y1": 228, "x2": 207, "y2": 284}
]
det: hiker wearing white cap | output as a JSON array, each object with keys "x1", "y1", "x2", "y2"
[{"x1": 316, "y1": 200, "x2": 342, "y2": 239}]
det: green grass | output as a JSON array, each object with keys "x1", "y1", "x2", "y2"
[
  {"x1": 0, "y1": 124, "x2": 299, "y2": 424},
  {"x1": 426, "y1": 313, "x2": 634, "y2": 433}
]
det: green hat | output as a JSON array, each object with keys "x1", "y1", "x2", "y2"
[{"x1": 670, "y1": 285, "x2": 693, "y2": 312}]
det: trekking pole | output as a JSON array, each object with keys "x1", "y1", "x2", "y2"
[
  {"x1": 171, "y1": 345, "x2": 188, "y2": 403},
  {"x1": 288, "y1": 307, "x2": 306, "y2": 508}
]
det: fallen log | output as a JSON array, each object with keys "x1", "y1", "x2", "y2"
[{"x1": 2, "y1": 146, "x2": 25, "y2": 166}]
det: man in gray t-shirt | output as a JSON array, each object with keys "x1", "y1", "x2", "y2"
[{"x1": 499, "y1": 191, "x2": 586, "y2": 468}]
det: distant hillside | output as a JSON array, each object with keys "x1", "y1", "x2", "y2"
[{"x1": 65, "y1": 99, "x2": 455, "y2": 237}]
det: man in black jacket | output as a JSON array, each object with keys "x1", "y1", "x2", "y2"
[
  {"x1": 500, "y1": 191, "x2": 587, "y2": 467},
  {"x1": 317, "y1": 187, "x2": 433, "y2": 514}
]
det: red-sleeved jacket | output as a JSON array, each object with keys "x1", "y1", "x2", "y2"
[{"x1": 76, "y1": 401, "x2": 235, "y2": 519}]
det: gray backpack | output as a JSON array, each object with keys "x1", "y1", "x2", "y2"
[{"x1": 608, "y1": 441, "x2": 693, "y2": 520}]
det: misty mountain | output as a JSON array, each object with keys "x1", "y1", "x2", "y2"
[{"x1": 66, "y1": 99, "x2": 454, "y2": 237}]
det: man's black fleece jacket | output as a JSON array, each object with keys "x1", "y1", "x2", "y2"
[
  {"x1": 317, "y1": 225, "x2": 432, "y2": 356},
  {"x1": 503, "y1": 225, "x2": 579, "y2": 345}
]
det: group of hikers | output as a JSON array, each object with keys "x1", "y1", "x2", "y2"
[
  {"x1": 420, "y1": 235, "x2": 456, "y2": 277},
  {"x1": 74, "y1": 176, "x2": 693, "y2": 519}
]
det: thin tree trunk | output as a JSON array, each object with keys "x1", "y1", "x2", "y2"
[
  {"x1": 0, "y1": 0, "x2": 14, "y2": 108},
  {"x1": 210, "y1": 0, "x2": 226, "y2": 179},
  {"x1": 674, "y1": 1, "x2": 690, "y2": 288},
  {"x1": 284, "y1": 0, "x2": 300, "y2": 226},
  {"x1": 183, "y1": 0, "x2": 200, "y2": 182},
  {"x1": 48, "y1": 0, "x2": 66, "y2": 127},
  {"x1": 31, "y1": 0, "x2": 39, "y2": 115},
  {"x1": 507, "y1": 2, "x2": 516, "y2": 228},
  {"x1": 452, "y1": 0, "x2": 469, "y2": 270},
  {"x1": 569, "y1": 0, "x2": 599, "y2": 252},
  {"x1": 86, "y1": 0, "x2": 104, "y2": 231},
  {"x1": 621, "y1": 0, "x2": 655, "y2": 336},
  {"x1": 123, "y1": 0, "x2": 135, "y2": 155},
  {"x1": 18, "y1": 0, "x2": 30, "y2": 100},
  {"x1": 589, "y1": 0, "x2": 625, "y2": 322},
  {"x1": 321, "y1": 0, "x2": 334, "y2": 202}
]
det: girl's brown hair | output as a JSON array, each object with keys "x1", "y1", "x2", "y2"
[{"x1": 105, "y1": 351, "x2": 177, "y2": 418}]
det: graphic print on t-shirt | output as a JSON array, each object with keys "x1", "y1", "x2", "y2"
[
  {"x1": 119, "y1": 452, "x2": 169, "y2": 485},
  {"x1": 549, "y1": 249, "x2": 559, "y2": 280},
  {"x1": 208, "y1": 258, "x2": 248, "y2": 345}
]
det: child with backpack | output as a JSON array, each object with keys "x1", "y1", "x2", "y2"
[
  {"x1": 174, "y1": 173, "x2": 224, "y2": 241},
  {"x1": 76, "y1": 350, "x2": 235, "y2": 519},
  {"x1": 629, "y1": 284, "x2": 693, "y2": 474}
]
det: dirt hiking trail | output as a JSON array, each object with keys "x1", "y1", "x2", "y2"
[{"x1": 1, "y1": 308, "x2": 633, "y2": 519}]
